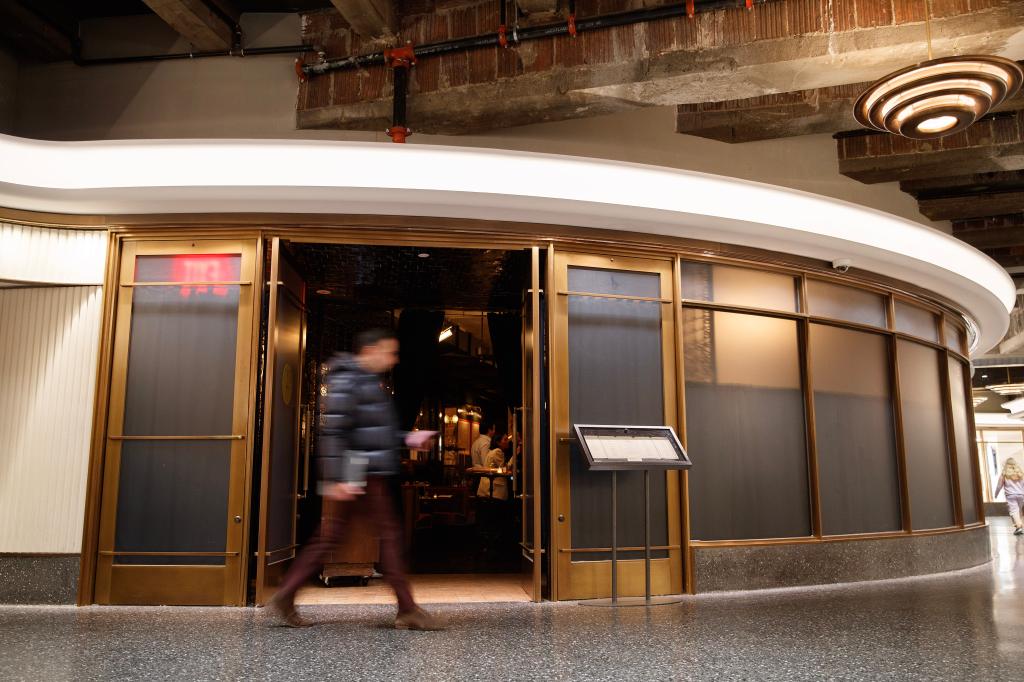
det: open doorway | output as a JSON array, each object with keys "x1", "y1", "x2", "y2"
[{"x1": 253, "y1": 241, "x2": 546, "y2": 605}]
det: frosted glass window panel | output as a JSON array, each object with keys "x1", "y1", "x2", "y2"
[
  {"x1": 684, "y1": 308, "x2": 811, "y2": 540},
  {"x1": 681, "y1": 261, "x2": 799, "y2": 312},
  {"x1": 947, "y1": 358, "x2": 978, "y2": 523},
  {"x1": 568, "y1": 267, "x2": 660, "y2": 298},
  {"x1": 810, "y1": 325, "x2": 902, "y2": 535},
  {"x1": 122, "y1": 284, "x2": 240, "y2": 436},
  {"x1": 944, "y1": 320, "x2": 966, "y2": 354},
  {"x1": 685, "y1": 309, "x2": 802, "y2": 390},
  {"x1": 114, "y1": 441, "x2": 231, "y2": 565},
  {"x1": 897, "y1": 340, "x2": 955, "y2": 529},
  {"x1": 567, "y1": 271, "x2": 668, "y2": 561},
  {"x1": 806, "y1": 279, "x2": 887, "y2": 328},
  {"x1": 895, "y1": 301, "x2": 939, "y2": 343}
]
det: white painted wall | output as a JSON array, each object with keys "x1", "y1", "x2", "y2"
[
  {"x1": 12, "y1": 13, "x2": 943, "y2": 231},
  {"x1": 0, "y1": 223, "x2": 106, "y2": 553},
  {"x1": 0, "y1": 285, "x2": 103, "y2": 553},
  {"x1": 0, "y1": 222, "x2": 107, "y2": 285}
]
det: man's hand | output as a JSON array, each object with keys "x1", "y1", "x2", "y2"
[
  {"x1": 405, "y1": 430, "x2": 439, "y2": 451},
  {"x1": 324, "y1": 482, "x2": 364, "y2": 501}
]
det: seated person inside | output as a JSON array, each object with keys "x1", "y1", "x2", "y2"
[{"x1": 476, "y1": 433, "x2": 513, "y2": 501}]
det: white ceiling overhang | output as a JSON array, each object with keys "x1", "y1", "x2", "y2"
[{"x1": 0, "y1": 134, "x2": 1013, "y2": 352}]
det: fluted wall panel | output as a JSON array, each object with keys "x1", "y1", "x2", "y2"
[
  {"x1": 0, "y1": 286, "x2": 103, "y2": 553},
  {"x1": 0, "y1": 223, "x2": 106, "y2": 285}
]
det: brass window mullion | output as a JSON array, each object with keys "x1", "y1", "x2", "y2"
[
  {"x1": 940, "y1": 349, "x2": 965, "y2": 527},
  {"x1": 558, "y1": 290, "x2": 672, "y2": 304},
  {"x1": 681, "y1": 300, "x2": 805, "y2": 321},
  {"x1": 560, "y1": 545, "x2": 681, "y2": 553},
  {"x1": 108, "y1": 435, "x2": 245, "y2": 441},
  {"x1": 889, "y1": 295, "x2": 914, "y2": 533},
  {"x1": 99, "y1": 551, "x2": 240, "y2": 557},
  {"x1": 964, "y1": 362, "x2": 986, "y2": 522},
  {"x1": 121, "y1": 280, "x2": 252, "y2": 287},
  {"x1": 801, "y1": 282, "x2": 824, "y2": 539}
]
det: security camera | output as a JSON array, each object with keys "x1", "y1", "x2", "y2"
[{"x1": 832, "y1": 258, "x2": 852, "y2": 273}]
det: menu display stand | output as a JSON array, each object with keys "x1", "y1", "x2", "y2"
[{"x1": 572, "y1": 425, "x2": 692, "y2": 608}]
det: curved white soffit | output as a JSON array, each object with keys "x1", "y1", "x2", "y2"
[{"x1": 0, "y1": 134, "x2": 1014, "y2": 351}]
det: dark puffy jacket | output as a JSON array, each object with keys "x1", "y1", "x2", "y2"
[{"x1": 315, "y1": 353, "x2": 404, "y2": 485}]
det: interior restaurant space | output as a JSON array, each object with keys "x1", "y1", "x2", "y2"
[{"x1": 262, "y1": 242, "x2": 541, "y2": 605}]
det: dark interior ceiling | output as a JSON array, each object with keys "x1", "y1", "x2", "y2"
[
  {"x1": 1, "y1": 1, "x2": 336, "y2": 62},
  {"x1": 284, "y1": 243, "x2": 530, "y2": 311},
  {"x1": 27, "y1": 1, "x2": 332, "y2": 25}
]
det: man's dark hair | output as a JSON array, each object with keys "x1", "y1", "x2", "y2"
[
  {"x1": 354, "y1": 328, "x2": 398, "y2": 354},
  {"x1": 480, "y1": 420, "x2": 496, "y2": 434}
]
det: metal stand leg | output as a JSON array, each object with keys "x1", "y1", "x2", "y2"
[
  {"x1": 611, "y1": 470, "x2": 617, "y2": 604},
  {"x1": 581, "y1": 468, "x2": 682, "y2": 608}
]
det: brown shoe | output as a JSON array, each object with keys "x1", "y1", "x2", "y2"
[
  {"x1": 394, "y1": 607, "x2": 448, "y2": 631},
  {"x1": 267, "y1": 593, "x2": 310, "y2": 628}
]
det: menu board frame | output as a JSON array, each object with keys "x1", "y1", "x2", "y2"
[{"x1": 572, "y1": 424, "x2": 691, "y2": 471}]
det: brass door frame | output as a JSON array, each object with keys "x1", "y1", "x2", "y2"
[
  {"x1": 254, "y1": 238, "x2": 307, "y2": 605},
  {"x1": 550, "y1": 251, "x2": 683, "y2": 601},
  {"x1": 93, "y1": 238, "x2": 258, "y2": 606},
  {"x1": 519, "y1": 246, "x2": 544, "y2": 601}
]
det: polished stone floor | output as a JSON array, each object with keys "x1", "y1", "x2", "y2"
[{"x1": 2, "y1": 519, "x2": 1022, "y2": 681}]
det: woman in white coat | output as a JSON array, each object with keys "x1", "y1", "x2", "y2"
[{"x1": 994, "y1": 457, "x2": 1024, "y2": 536}]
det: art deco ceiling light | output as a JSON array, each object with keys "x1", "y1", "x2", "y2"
[{"x1": 854, "y1": 2, "x2": 1022, "y2": 140}]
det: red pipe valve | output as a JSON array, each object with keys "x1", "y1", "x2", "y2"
[
  {"x1": 384, "y1": 44, "x2": 417, "y2": 68},
  {"x1": 386, "y1": 126, "x2": 410, "y2": 143}
]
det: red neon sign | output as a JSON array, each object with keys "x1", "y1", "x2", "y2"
[{"x1": 167, "y1": 254, "x2": 236, "y2": 298}]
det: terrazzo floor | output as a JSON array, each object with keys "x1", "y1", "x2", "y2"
[
  {"x1": 2, "y1": 519, "x2": 1022, "y2": 681},
  {"x1": 296, "y1": 573, "x2": 531, "y2": 605}
]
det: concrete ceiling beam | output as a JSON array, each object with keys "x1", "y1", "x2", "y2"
[
  {"x1": 142, "y1": 0, "x2": 239, "y2": 51},
  {"x1": 678, "y1": 85, "x2": 1024, "y2": 144},
  {"x1": 901, "y1": 171, "x2": 1024, "y2": 200},
  {"x1": 954, "y1": 219, "x2": 1024, "y2": 251},
  {"x1": 0, "y1": 0, "x2": 74, "y2": 62},
  {"x1": 918, "y1": 191, "x2": 1024, "y2": 222},
  {"x1": 836, "y1": 113, "x2": 1024, "y2": 185},
  {"x1": 329, "y1": 0, "x2": 394, "y2": 38}
]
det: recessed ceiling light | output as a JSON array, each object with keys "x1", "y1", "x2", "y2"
[
  {"x1": 316, "y1": 289, "x2": 331, "y2": 295},
  {"x1": 418, "y1": 252, "x2": 430, "y2": 258}
]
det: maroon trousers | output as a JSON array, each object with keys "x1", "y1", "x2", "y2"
[{"x1": 276, "y1": 476, "x2": 416, "y2": 613}]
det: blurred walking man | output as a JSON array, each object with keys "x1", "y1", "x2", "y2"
[{"x1": 269, "y1": 329, "x2": 445, "y2": 630}]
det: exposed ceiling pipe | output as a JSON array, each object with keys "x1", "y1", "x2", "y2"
[
  {"x1": 78, "y1": 43, "x2": 320, "y2": 67},
  {"x1": 385, "y1": 45, "x2": 416, "y2": 143},
  {"x1": 301, "y1": 0, "x2": 775, "y2": 77}
]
